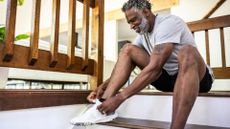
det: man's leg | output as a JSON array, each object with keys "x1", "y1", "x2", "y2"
[
  {"x1": 171, "y1": 45, "x2": 207, "y2": 129},
  {"x1": 101, "y1": 44, "x2": 150, "y2": 99}
]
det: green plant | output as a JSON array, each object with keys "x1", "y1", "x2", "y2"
[
  {"x1": 0, "y1": 26, "x2": 29, "y2": 43},
  {"x1": 0, "y1": 26, "x2": 5, "y2": 42},
  {"x1": 15, "y1": 34, "x2": 29, "y2": 41},
  {"x1": 0, "y1": 0, "x2": 25, "y2": 6},
  {"x1": 17, "y1": 0, "x2": 25, "y2": 6},
  {"x1": 0, "y1": 0, "x2": 28, "y2": 43}
]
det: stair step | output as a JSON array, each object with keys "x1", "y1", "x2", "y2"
[
  {"x1": 100, "y1": 117, "x2": 230, "y2": 129},
  {"x1": 138, "y1": 91, "x2": 230, "y2": 97}
]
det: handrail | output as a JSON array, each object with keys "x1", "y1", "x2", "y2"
[
  {"x1": 0, "y1": 0, "x2": 104, "y2": 83},
  {"x1": 0, "y1": 0, "x2": 104, "y2": 111},
  {"x1": 187, "y1": 15, "x2": 230, "y2": 79},
  {"x1": 187, "y1": 15, "x2": 230, "y2": 31}
]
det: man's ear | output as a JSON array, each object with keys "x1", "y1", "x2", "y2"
[{"x1": 142, "y1": 8, "x2": 150, "y2": 17}]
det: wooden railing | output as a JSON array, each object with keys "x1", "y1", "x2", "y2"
[
  {"x1": 0, "y1": 0, "x2": 104, "y2": 87},
  {"x1": 0, "y1": 0, "x2": 104, "y2": 110},
  {"x1": 187, "y1": 15, "x2": 230, "y2": 79}
]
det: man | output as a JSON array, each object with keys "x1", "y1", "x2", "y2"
[{"x1": 72, "y1": 0, "x2": 214, "y2": 128}]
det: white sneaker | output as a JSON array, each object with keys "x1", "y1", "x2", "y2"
[{"x1": 70, "y1": 99, "x2": 118, "y2": 126}]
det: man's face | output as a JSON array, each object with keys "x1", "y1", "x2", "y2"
[{"x1": 125, "y1": 8, "x2": 149, "y2": 34}]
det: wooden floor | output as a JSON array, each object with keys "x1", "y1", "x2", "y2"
[{"x1": 100, "y1": 117, "x2": 230, "y2": 129}]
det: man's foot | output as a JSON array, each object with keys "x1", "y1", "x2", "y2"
[{"x1": 70, "y1": 99, "x2": 118, "y2": 126}]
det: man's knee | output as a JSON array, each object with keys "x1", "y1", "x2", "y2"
[
  {"x1": 178, "y1": 45, "x2": 198, "y2": 70},
  {"x1": 119, "y1": 44, "x2": 135, "y2": 56}
]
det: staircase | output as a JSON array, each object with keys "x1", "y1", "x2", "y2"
[
  {"x1": 100, "y1": 92, "x2": 230, "y2": 129},
  {"x1": 101, "y1": 117, "x2": 230, "y2": 129}
]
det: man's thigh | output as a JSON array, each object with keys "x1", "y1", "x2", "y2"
[
  {"x1": 199, "y1": 67, "x2": 213, "y2": 92},
  {"x1": 151, "y1": 68, "x2": 213, "y2": 92},
  {"x1": 124, "y1": 44, "x2": 150, "y2": 70}
]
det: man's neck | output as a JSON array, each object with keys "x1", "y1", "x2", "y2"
[{"x1": 148, "y1": 14, "x2": 156, "y2": 33}]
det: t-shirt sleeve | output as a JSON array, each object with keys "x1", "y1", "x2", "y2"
[{"x1": 155, "y1": 16, "x2": 185, "y2": 45}]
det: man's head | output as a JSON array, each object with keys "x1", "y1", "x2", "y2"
[{"x1": 122, "y1": 0, "x2": 153, "y2": 34}]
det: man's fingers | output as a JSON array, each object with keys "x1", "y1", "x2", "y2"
[
  {"x1": 87, "y1": 92, "x2": 97, "y2": 103},
  {"x1": 97, "y1": 104, "x2": 106, "y2": 114},
  {"x1": 97, "y1": 104, "x2": 111, "y2": 115},
  {"x1": 97, "y1": 104, "x2": 102, "y2": 111}
]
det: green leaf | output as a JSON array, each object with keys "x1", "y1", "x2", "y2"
[
  {"x1": 15, "y1": 34, "x2": 29, "y2": 41},
  {"x1": 0, "y1": 27, "x2": 5, "y2": 43},
  {"x1": 17, "y1": 0, "x2": 24, "y2": 6},
  {"x1": 0, "y1": 0, "x2": 25, "y2": 5},
  {"x1": 0, "y1": 26, "x2": 29, "y2": 43},
  {"x1": 0, "y1": 26, "x2": 5, "y2": 34}
]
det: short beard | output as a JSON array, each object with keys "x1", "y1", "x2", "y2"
[{"x1": 138, "y1": 17, "x2": 149, "y2": 34}]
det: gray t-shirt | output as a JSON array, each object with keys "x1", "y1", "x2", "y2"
[{"x1": 134, "y1": 14, "x2": 196, "y2": 75}]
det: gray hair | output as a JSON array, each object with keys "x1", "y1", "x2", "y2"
[{"x1": 121, "y1": 0, "x2": 152, "y2": 12}]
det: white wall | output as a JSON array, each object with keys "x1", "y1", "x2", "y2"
[
  {"x1": 170, "y1": 0, "x2": 229, "y2": 22},
  {"x1": 0, "y1": 67, "x2": 9, "y2": 88},
  {"x1": 8, "y1": 68, "x2": 89, "y2": 82},
  {"x1": 104, "y1": 60, "x2": 115, "y2": 81},
  {"x1": 0, "y1": 1, "x2": 7, "y2": 25},
  {"x1": 117, "y1": 95, "x2": 230, "y2": 128},
  {"x1": 225, "y1": 27, "x2": 230, "y2": 67},
  {"x1": 210, "y1": 0, "x2": 230, "y2": 18},
  {"x1": 104, "y1": 20, "x2": 118, "y2": 62}
]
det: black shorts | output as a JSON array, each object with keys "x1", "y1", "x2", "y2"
[{"x1": 151, "y1": 68, "x2": 213, "y2": 93}]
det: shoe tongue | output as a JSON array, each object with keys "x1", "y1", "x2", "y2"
[{"x1": 95, "y1": 99, "x2": 102, "y2": 105}]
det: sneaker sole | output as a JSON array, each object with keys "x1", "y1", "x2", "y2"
[
  {"x1": 72, "y1": 114, "x2": 118, "y2": 126},
  {"x1": 95, "y1": 113, "x2": 118, "y2": 123}
]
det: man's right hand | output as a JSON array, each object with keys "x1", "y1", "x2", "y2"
[{"x1": 87, "y1": 91, "x2": 97, "y2": 103}]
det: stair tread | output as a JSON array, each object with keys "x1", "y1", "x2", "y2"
[
  {"x1": 138, "y1": 91, "x2": 230, "y2": 97},
  {"x1": 100, "y1": 117, "x2": 230, "y2": 129}
]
